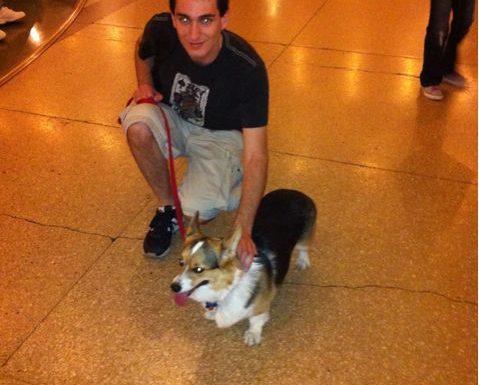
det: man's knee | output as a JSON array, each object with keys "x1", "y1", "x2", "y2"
[{"x1": 126, "y1": 122, "x2": 155, "y2": 148}]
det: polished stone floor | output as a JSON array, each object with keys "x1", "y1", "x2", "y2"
[{"x1": 0, "y1": 1, "x2": 477, "y2": 384}]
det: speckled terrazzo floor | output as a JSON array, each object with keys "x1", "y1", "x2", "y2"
[{"x1": 0, "y1": 1, "x2": 477, "y2": 384}]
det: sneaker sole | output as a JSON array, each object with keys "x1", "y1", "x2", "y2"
[
  {"x1": 442, "y1": 78, "x2": 466, "y2": 88},
  {"x1": 0, "y1": 17, "x2": 26, "y2": 25},
  {"x1": 422, "y1": 90, "x2": 444, "y2": 101},
  {"x1": 144, "y1": 246, "x2": 171, "y2": 259}
]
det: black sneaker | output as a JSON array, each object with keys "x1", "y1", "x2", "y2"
[{"x1": 143, "y1": 206, "x2": 178, "y2": 258}]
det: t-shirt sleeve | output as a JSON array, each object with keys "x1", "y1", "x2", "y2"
[
  {"x1": 138, "y1": 13, "x2": 177, "y2": 60},
  {"x1": 240, "y1": 64, "x2": 269, "y2": 129}
]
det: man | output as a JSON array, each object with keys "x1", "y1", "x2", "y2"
[{"x1": 119, "y1": 0, "x2": 268, "y2": 270}]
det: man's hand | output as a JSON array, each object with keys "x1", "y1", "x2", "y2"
[
  {"x1": 133, "y1": 84, "x2": 163, "y2": 103},
  {"x1": 236, "y1": 232, "x2": 257, "y2": 272}
]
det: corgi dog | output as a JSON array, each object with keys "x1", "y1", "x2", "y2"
[{"x1": 170, "y1": 189, "x2": 316, "y2": 345}]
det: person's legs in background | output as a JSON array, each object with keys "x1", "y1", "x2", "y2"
[
  {"x1": 442, "y1": 0, "x2": 475, "y2": 87},
  {"x1": 420, "y1": 0, "x2": 452, "y2": 100}
]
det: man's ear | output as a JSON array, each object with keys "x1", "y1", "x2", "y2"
[
  {"x1": 186, "y1": 211, "x2": 202, "y2": 237},
  {"x1": 221, "y1": 224, "x2": 242, "y2": 262},
  {"x1": 220, "y1": 11, "x2": 229, "y2": 30}
]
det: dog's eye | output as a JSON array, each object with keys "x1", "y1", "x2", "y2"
[{"x1": 192, "y1": 267, "x2": 204, "y2": 274}]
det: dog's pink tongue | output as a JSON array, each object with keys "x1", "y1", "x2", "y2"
[{"x1": 173, "y1": 292, "x2": 189, "y2": 307}]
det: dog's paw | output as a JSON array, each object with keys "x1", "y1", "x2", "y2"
[
  {"x1": 296, "y1": 251, "x2": 311, "y2": 270},
  {"x1": 243, "y1": 330, "x2": 262, "y2": 346}
]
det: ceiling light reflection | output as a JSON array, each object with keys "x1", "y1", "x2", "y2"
[
  {"x1": 344, "y1": 52, "x2": 362, "y2": 98},
  {"x1": 291, "y1": 49, "x2": 306, "y2": 84},
  {"x1": 29, "y1": 24, "x2": 42, "y2": 46},
  {"x1": 268, "y1": 0, "x2": 280, "y2": 17}
]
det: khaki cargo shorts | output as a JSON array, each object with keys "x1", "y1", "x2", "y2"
[{"x1": 119, "y1": 102, "x2": 243, "y2": 220}]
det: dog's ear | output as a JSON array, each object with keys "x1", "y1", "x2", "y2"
[
  {"x1": 186, "y1": 211, "x2": 202, "y2": 237},
  {"x1": 220, "y1": 225, "x2": 242, "y2": 263}
]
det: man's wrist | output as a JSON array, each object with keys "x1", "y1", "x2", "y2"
[{"x1": 234, "y1": 216, "x2": 252, "y2": 236}]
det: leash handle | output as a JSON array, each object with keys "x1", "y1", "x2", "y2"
[{"x1": 129, "y1": 97, "x2": 186, "y2": 240}]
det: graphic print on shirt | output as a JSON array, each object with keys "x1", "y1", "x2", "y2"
[{"x1": 170, "y1": 73, "x2": 210, "y2": 126}]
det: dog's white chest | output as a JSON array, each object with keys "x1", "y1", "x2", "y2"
[{"x1": 214, "y1": 267, "x2": 261, "y2": 328}]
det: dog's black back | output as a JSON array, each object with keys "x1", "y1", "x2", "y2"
[{"x1": 252, "y1": 189, "x2": 316, "y2": 284}]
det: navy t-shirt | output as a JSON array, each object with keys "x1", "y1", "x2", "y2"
[{"x1": 139, "y1": 13, "x2": 269, "y2": 131}]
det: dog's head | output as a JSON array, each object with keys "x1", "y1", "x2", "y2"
[{"x1": 170, "y1": 213, "x2": 242, "y2": 306}]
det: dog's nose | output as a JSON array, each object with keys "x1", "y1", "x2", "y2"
[{"x1": 170, "y1": 282, "x2": 182, "y2": 293}]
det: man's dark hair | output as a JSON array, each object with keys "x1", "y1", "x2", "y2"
[{"x1": 169, "y1": 0, "x2": 229, "y2": 17}]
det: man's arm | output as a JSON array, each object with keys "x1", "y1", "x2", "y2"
[
  {"x1": 133, "y1": 37, "x2": 163, "y2": 102},
  {"x1": 234, "y1": 126, "x2": 268, "y2": 270}
]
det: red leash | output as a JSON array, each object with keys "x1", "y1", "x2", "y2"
[{"x1": 127, "y1": 97, "x2": 186, "y2": 240}]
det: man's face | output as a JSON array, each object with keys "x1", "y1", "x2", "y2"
[{"x1": 172, "y1": 0, "x2": 228, "y2": 65}]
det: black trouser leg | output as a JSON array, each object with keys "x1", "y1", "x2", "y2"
[
  {"x1": 420, "y1": 0, "x2": 452, "y2": 86},
  {"x1": 442, "y1": 0, "x2": 475, "y2": 74}
]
